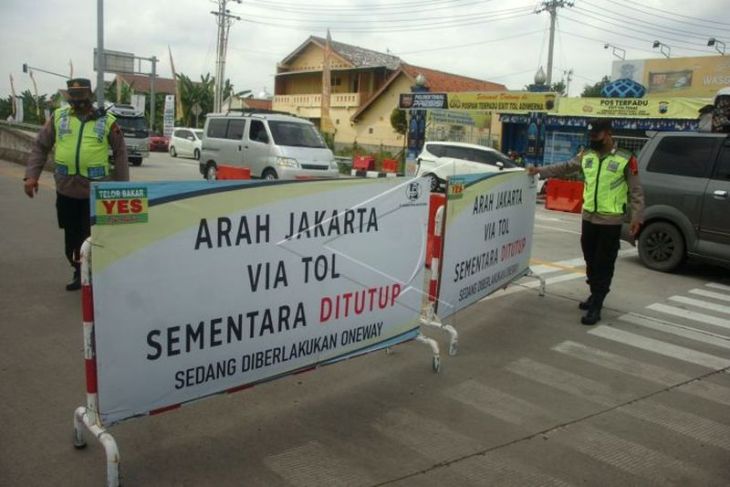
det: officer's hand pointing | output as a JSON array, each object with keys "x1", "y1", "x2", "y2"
[{"x1": 24, "y1": 178, "x2": 39, "y2": 198}]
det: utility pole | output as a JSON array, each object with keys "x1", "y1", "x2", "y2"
[
  {"x1": 211, "y1": 0, "x2": 241, "y2": 113},
  {"x1": 535, "y1": 0, "x2": 573, "y2": 86},
  {"x1": 563, "y1": 69, "x2": 573, "y2": 96},
  {"x1": 96, "y1": 0, "x2": 105, "y2": 106},
  {"x1": 150, "y1": 56, "x2": 157, "y2": 132}
]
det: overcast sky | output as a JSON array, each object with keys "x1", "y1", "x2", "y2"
[{"x1": 1, "y1": 0, "x2": 728, "y2": 98}]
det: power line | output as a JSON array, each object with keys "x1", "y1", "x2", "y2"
[
  {"x1": 560, "y1": 13, "x2": 712, "y2": 55},
  {"x1": 396, "y1": 28, "x2": 545, "y2": 55},
  {"x1": 246, "y1": 0, "x2": 483, "y2": 12},
  {"x1": 234, "y1": 10, "x2": 535, "y2": 34},
  {"x1": 572, "y1": 4, "x2": 725, "y2": 47},
  {"x1": 236, "y1": 4, "x2": 532, "y2": 25},
  {"x1": 579, "y1": 0, "x2": 728, "y2": 40},
  {"x1": 609, "y1": 0, "x2": 730, "y2": 29}
]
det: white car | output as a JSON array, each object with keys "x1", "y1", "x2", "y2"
[
  {"x1": 169, "y1": 128, "x2": 204, "y2": 160},
  {"x1": 416, "y1": 141, "x2": 522, "y2": 191}
]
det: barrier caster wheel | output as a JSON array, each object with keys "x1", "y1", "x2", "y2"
[
  {"x1": 432, "y1": 355, "x2": 441, "y2": 373},
  {"x1": 449, "y1": 341, "x2": 458, "y2": 356}
]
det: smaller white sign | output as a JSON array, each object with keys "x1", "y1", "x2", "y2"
[
  {"x1": 163, "y1": 95, "x2": 175, "y2": 137},
  {"x1": 131, "y1": 94, "x2": 146, "y2": 114}
]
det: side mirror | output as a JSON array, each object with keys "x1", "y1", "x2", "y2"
[{"x1": 496, "y1": 161, "x2": 505, "y2": 171}]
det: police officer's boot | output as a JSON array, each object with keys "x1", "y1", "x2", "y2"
[
  {"x1": 578, "y1": 295, "x2": 594, "y2": 310},
  {"x1": 66, "y1": 264, "x2": 81, "y2": 291},
  {"x1": 581, "y1": 294, "x2": 604, "y2": 326}
]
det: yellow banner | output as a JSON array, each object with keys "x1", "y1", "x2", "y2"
[
  {"x1": 556, "y1": 97, "x2": 711, "y2": 119},
  {"x1": 446, "y1": 92, "x2": 558, "y2": 112},
  {"x1": 644, "y1": 56, "x2": 730, "y2": 97}
]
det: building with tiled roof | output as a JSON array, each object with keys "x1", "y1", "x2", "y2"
[
  {"x1": 114, "y1": 74, "x2": 177, "y2": 95},
  {"x1": 273, "y1": 35, "x2": 507, "y2": 150}
]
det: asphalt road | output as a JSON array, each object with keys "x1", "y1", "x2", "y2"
[{"x1": 1, "y1": 156, "x2": 730, "y2": 486}]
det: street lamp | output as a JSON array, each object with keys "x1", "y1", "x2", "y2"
[
  {"x1": 604, "y1": 43, "x2": 626, "y2": 60},
  {"x1": 708, "y1": 37, "x2": 726, "y2": 55},
  {"x1": 652, "y1": 40, "x2": 671, "y2": 59}
]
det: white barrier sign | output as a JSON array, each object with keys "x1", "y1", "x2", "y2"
[
  {"x1": 90, "y1": 178, "x2": 429, "y2": 426},
  {"x1": 437, "y1": 172, "x2": 536, "y2": 318}
]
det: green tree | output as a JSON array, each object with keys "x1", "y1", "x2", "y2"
[
  {"x1": 390, "y1": 107, "x2": 407, "y2": 135},
  {"x1": 581, "y1": 75, "x2": 611, "y2": 97}
]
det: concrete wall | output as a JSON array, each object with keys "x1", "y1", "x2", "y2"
[{"x1": 0, "y1": 125, "x2": 44, "y2": 168}]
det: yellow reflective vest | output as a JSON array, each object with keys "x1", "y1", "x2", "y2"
[
  {"x1": 54, "y1": 107, "x2": 115, "y2": 179},
  {"x1": 581, "y1": 148, "x2": 631, "y2": 215}
]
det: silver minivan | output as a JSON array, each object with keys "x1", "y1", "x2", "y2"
[
  {"x1": 199, "y1": 112, "x2": 339, "y2": 180},
  {"x1": 622, "y1": 132, "x2": 730, "y2": 271}
]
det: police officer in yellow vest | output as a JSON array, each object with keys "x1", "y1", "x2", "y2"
[
  {"x1": 528, "y1": 119, "x2": 644, "y2": 325},
  {"x1": 25, "y1": 78, "x2": 128, "y2": 290}
]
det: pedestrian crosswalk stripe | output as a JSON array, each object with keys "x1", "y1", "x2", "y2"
[
  {"x1": 263, "y1": 440, "x2": 374, "y2": 487},
  {"x1": 555, "y1": 424, "x2": 715, "y2": 485},
  {"x1": 624, "y1": 401, "x2": 730, "y2": 452},
  {"x1": 619, "y1": 313, "x2": 730, "y2": 351},
  {"x1": 706, "y1": 282, "x2": 730, "y2": 292},
  {"x1": 451, "y1": 451, "x2": 573, "y2": 487},
  {"x1": 669, "y1": 295, "x2": 730, "y2": 316},
  {"x1": 689, "y1": 288, "x2": 730, "y2": 303},
  {"x1": 677, "y1": 380, "x2": 730, "y2": 407},
  {"x1": 372, "y1": 408, "x2": 482, "y2": 462},
  {"x1": 447, "y1": 380, "x2": 554, "y2": 428},
  {"x1": 588, "y1": 326, "x2": 730, "y2": 370},
  {"x1": 646, "y1": 303, "x2": 730, "y2": 331},
  {"x1": 552, "y1": 340, "x2": 692, "y2": 386},
  {"x1": 506, "y1": 357, "x2": 624, "y2": 406}
]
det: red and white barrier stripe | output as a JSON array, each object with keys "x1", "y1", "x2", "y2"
[{"x1": 428, "y1": 204, "x2": 445, "y2": 303}]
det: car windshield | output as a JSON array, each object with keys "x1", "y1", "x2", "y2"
[
  {"x1": 115, "y1": 116, "x2": 148, "y2": 133},
  {"x1": 194, "y1": 130, "x2": 203, "y2": 139},
  {"x1": 268, "y1": 121, "x2": 326, "y2": 148}
]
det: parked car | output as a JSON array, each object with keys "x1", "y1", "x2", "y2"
[
  {"x1": 149, "y1": 134, "x2": 169, "y2": 152},
  {"x1": 622, "y1": 132, "x2": 730, "y2": 272},
  {"x1": 199, "y1": 112, "x2": 339, "y2": 180},
  {"x1": 170, "y1": 128, "x2": 204, "y2": 160},
  {"x1": 415, "y1": 141, "x2": 522, "y2": 191}
]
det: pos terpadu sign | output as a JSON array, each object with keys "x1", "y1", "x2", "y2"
[
  {"x1": 90, "y1": 178, "x2": 429, "y2": 426},
  {"x1": 437, "y1": 172, "x2": 536, "y2": 319}
]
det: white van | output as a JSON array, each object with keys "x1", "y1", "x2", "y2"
[{"x1": 199, "y1": 111, "x2": 340, "y2": 180}]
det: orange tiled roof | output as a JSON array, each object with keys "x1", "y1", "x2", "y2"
[
  {"x1": 401, "y1": 64, "x2": 506, "y2": 92},
  {"x1": 243, "y1": 98, "x2": 273, "y2": 110}
]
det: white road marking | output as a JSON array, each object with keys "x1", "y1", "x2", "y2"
[
  {"x1": 707, "y1": 282, "x2": 730, "y2": 292},
  {"x1": 452, "y1": 451, "x2": 574, "y2": 487},
  {"x1": 264, "y1": 440, "x2": 374, "y2": 487},
  {"x1": 556, "y1": 424, "x2": 716, "y2": 485},
  {"x1": 625, "y1": 401, "x2": 730, "y2": 452},
  {"x1": 678, "y1": 380, "x2": 730, "y2": 407},
  {"x1": 647, "y1": 303, "x2": 730, "y2": 331},
  {"x1": 447, "y1": 380, "x2": 555, "y2": 428},
  {"x1": 505, "y1": 357, "x2": 624, "y2": 406},
  {"x1": 689, "y1": 288, "x2": 730, "y2": 303},
  {"x1": 588, "y1": 326, "x2": 730, "y2": 370},
  {"x1": 552, "y1": 340, "x2": 691, "y2": 386},
  {"x1": 372, "y1": 408, "x2": 482, "y2": 461},
  {"x1": 669, "y1": 295, "x2": 730, "y2": 316},
  {"x1": 619, "y1": 313, "x2": 730, "y2": 351}
]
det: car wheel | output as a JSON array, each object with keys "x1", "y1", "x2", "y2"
[
  {"x1": 131, "y1": 157, "x2": 142, "y2": 167},
  {"x1": 205, "y1": 163, "x2": 217, "y2": 181},
  {"x1": 427, "y1": 173, "x2": 441, "y2": 192},
  {"x1": 170, "y1": 146, "x2": 177, "y2": 157},
  {"x1": 194, "y1": 149, "x2": 200, "y2": 160},
  {"x1": 638, "y1": 221, "x2": 686, "y2": 272},
  {"x1": 262, "y1": 168, "x2": 278, "y2": 180}
]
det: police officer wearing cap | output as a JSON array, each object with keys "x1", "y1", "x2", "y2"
[
  {"x1": 528, "y1": 119, "x2": 644, "y2": 325},
  {"x1": 24, "y1": 78, "x2": 129, "y2": 290}
]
